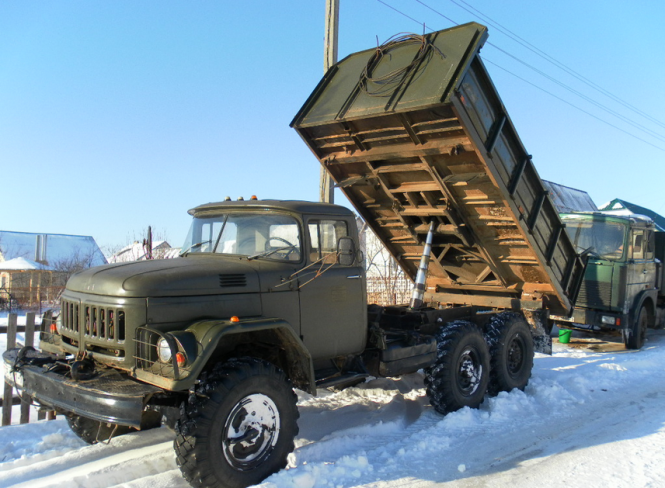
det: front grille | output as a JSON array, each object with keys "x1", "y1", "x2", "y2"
[
  {"x1": 577, "y1": 280, "x2": 612, "y2": 308},
  {"x1": 61, "y1": 299, "x2": 126, "y2": 342}
]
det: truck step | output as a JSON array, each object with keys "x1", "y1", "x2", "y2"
[{"x1": 316, "y1": 372, "x2": 369, "y2": 390}]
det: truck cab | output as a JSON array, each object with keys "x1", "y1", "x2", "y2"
[
  {"x1": 552, "y1": 211, "x2": 662, "y2": 348},
  {"x1": 43, "y1": 200, "x2": 367, "y2": 395},
  {"x1": 180, "y1": 200, "x2": 368, "y2": 366}
]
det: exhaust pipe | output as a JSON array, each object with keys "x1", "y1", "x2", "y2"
[{"x1": 410, "y1": 221, "x2": 435, "y2": 309}]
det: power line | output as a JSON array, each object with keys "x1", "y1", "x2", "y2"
[
  {"x1": 483, "y1": 58, "x2": 665, "y2": 152},
  {"x1": 448, "y1": 0, "x2": 665, "y2": 131},
  {"x1": 413, "y1": 0, "x2": 665, "y2": 142},
  {"x1": 375, "y1": 0, "x2": 665, "y2": 150},
  {"x1": 486, "y1": 42, "x2": 665, "y2": 144}
]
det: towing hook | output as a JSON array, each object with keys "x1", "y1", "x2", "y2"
[
  {"x1": 70, "y1": 358, "x2": 96, "y2": 381},
  {"x1": 11, "y1": 345, "x2": 37, "y2": 372}
]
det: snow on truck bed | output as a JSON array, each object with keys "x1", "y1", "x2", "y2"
[{"x1": 2, "y1": 331, "x2": 665, "y2": 488}]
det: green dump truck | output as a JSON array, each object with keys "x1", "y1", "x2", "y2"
[
  {"x1": 4, "y1": 23, "x2": 585, "y2": 488},
  {"x1": 550, "y1": 210, "x2": 665, "y2": 348}
]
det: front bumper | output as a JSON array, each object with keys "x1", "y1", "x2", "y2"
[
  {"x1": 3, "y1": 348, "x2": 162, "y2": 427},
  {"x1": 551, "y1": 308, "x2": 626, "y2": 331}
]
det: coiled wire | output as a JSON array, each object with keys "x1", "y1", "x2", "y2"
[{"x1": 359, "y1": 32, "x2": 445, "y2": 97}]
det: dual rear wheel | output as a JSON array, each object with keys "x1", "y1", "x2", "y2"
[{"x1": 425, "y1": 313, "x2": 534, "y2": 414}]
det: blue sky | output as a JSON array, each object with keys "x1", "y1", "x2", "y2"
[{"x1": 2, "y1": 1, "x2": 664, "y2": 252}]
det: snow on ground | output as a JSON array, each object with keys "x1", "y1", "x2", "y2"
[{"x1": 2, "y1": 320, "x2": 665, "y2": 487}]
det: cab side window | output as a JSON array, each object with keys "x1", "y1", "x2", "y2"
[
  {"x1": 632, "y1": 230, "x2": 645, "y2": 260},
  {"x1": 308, "y1": 220, "x2": 349, "y2": 263},
  {"x1": 645, "y1": 230, "x2": 655, "y2": 260}
]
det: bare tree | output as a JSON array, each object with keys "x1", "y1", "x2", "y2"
[
  {"x1": 51, "y1": 247, "x2": 98, "y2": 282},
  {"x1": 360, "y1": 222, "x2": 411, "y2": 306},
  {"x1": 106, "y1": 226, "x2": 172, "y2": 262}
]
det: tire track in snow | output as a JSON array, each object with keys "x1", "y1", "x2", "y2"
[
  {"x1": 0, "y1": 427, "x2": 182, "y2": 488},
  {"x1": 264, "y1": 333, "x2": 665, "y2": 487}
]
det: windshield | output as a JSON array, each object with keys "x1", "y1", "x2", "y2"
[
  {"x1": 563, "y1": 219, "x2": 627, "y2": 261},
  {"x1": 181, "y1": 212, "x2": 301, "y2": 261}
]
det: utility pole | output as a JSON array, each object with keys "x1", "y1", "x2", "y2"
[{"x1": 320, "y1": 0, "x2": 339, "y2": 203}]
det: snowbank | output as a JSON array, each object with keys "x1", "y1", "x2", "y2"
[{"x1": 2, "y1": 329, "x2": 665, "y2": 487}]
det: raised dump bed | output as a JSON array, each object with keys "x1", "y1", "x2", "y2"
[{"x1": 292, "y1": 22, "x2": 585, "y2": 316}]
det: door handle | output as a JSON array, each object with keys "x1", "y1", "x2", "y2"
[{"x1": 347, "y1": 275, "x2": 361, "y2": 279}]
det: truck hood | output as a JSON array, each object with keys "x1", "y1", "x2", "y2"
[{"x1": 66, "y1": 257, "x2": 260, "y2": 297}]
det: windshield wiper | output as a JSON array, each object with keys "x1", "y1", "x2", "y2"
[
  {"x1": 180, "y1": 240, "x2": 211, "y2": 257},
  {"x1": 247, "y1": 246, "x2": 293, "y2": 261},
  {"x1": 577, "y1": 246, "x2": 599, "y2": 259}
]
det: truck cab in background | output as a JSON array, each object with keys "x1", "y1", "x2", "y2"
[{"x1": 551, "y1": 212, "x2": 665, "y2": 348}]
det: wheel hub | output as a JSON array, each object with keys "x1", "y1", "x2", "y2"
[
  {"x1": 223, "y1": 393, "x2": 281, "y2": 470},
  {"x1": 457, "y1": 347, "x2": 483, "y2": 396},
  {"x1": 507, "y1": 333, "x2": 525, "y2": 376}
]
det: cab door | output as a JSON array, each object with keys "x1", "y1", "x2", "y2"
[
  {"x1": 626, "y1": 228, "x2": 657, "y2": 308},
  {"x1": 298, "y1": 217, "x2": 367, "y2": 359}
]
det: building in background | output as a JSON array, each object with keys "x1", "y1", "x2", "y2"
[
  {"x1": 108, "y1": 240, "x2": 180, "y2": 263},
  {"x1": 0, "y1": 231, "x2": 107, "y2": 311},
  {"x1": 542, "y1": 180, "x2": 597, "y2": 213},
  {"x1": 599, "y1": 199, "x2": 665, "y2": 232}
]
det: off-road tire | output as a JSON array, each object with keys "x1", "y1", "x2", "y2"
[
  {"x1": 424, "y1": 321, "x2": 490, "y2": 414},
  {"x1": 623, "y1": 305, "x2": 649, "y2": 350},
  {"x1": 174, "y1": 357, "x2": 299, "y2": 488},
  {"x1": 66, "y1": 415, "x2": 134, "y2": 444},
  {"x1": 484, "y1": 312, "x2": 534, "y2": 396}
]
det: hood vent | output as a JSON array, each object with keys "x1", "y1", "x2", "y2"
[{"x1": 219, "y1": 274, "x2": 247, "y2": 288}]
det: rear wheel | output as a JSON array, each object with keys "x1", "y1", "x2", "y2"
[
  {"x1": 484, "y1": 312, "x2": 534, "y2": 395},
  {"x1": 623, "y1": 305, "x2": 649, "y2": 350},
  {"x1": 175, "y1": 358, "x2": 299, "y2": 488},
  {"x1": 425, "y1": 321, "x2": 490, "y2": 414}
]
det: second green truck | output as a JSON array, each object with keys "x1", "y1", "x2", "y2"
[{"x1": 551, "y1": 209, "x2": 665, "y2": 348}]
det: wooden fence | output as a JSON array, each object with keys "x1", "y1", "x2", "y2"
[{"x1": 2, "y1": 312, "x2": 56, "y2": 426}]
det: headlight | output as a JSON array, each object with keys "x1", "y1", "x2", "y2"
[
  {"x1": 157, "y1": 337, "x2": 172, "y2": 363},
  {"x1": 601, "y1": 315, "x2": 617, "y2": 325}
]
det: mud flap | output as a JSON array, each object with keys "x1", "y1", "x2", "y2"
[{"x1": 524, "y1": 309, "x2": 552, "y2": 355}]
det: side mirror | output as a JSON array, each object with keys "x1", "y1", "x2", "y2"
[{"x1": 337, "y1": 237, "x2": 356, "y2": 266}]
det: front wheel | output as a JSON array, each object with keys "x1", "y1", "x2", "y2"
[
  {"x1": 175, "y1": 358, "x2": 299, "y2": 488},
  {"x1": 623, "y1": 305, "x2": 649, "y2": 350},
  {"x1": 66, "y1": 415, "x2": 134, "y2": 444},
  {"x1": 66, "y1": 409, "x2": 161, "y2": 444},
  {"x1": 425, "y1": 321, "x2": 490, "y2": 414}
]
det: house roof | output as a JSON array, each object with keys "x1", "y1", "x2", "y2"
[
  {"x1": 0, "y1": 231, "x2": 107, "y2": 267},
  {"x1": 542, "y1": 180, "x2": 597, "y2": 213},
  {"x1": 0, "y1": 257, "x2": 52, "y2": 271},
  {"x1": 598, "y1": 199, "x2": 665, "y2": 232}
]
